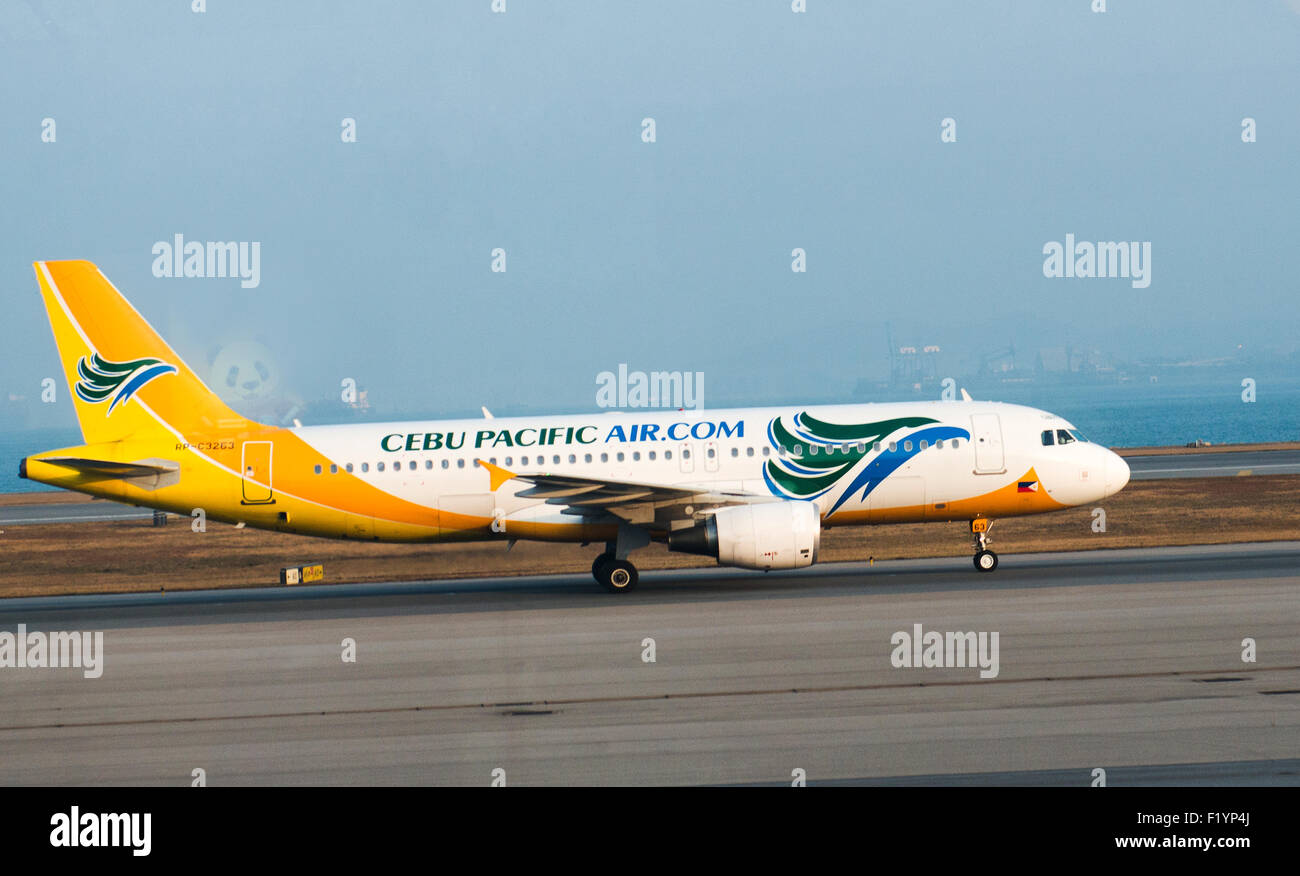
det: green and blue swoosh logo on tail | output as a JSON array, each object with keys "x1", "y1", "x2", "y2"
[
  {"x1": 763, "y1": 411, "x2": 969, "y2": 515},
  {"x1": 74, "y1": 353, "x2": 177, "y2": 415}
]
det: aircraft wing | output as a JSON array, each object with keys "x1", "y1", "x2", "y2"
[{"x1": 477, "y1": 460, "x2": 777, "y2": 526}]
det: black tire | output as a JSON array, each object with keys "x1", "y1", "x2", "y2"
[
  {"x1": 592, "y1": 552, "x2": 614, "y2": 582},
  {"x1": 973, "y1": 550, "x2": 998, "y2": 572},
  {"x1": 600, "y1": 559, "x2": 639, "y2": 593}
]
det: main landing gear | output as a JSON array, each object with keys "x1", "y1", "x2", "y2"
[
  {"x1": 591, "y1": 525, "x2": 650, "y2": 593},
  {"x1": 971, "y1": 518, "x2": 998, "y2": 572},
  {"x1": 592, "y1": 551, "x2": 639, "y2": 592}
]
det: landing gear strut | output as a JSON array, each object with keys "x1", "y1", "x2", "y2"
[{"x1": 971, "y1": 518, "x2": 998, "y2": 572}]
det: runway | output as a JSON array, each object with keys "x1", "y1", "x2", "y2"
[
  {"x1": 1, "y1": 542, "x2": 1297, "y2": 786},
  {"x1": 0, "y1": 503, "x2": 152, "y2": 525},
  {"x1": 1125, "y1": 449, "x2": 1300, "y2": 479}
]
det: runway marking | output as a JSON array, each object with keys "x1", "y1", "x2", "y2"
[
  {"x1": 1135, "y1": 463, "x2": 1294, "y2": 473},
  {"x1": 4, "y1": 664, "x2": 1297, "y2": 734},
  {"x1": 0, "y1": 513, "x2": 151, "y2": 524}
]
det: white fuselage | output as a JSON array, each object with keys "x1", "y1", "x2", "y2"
[{"x1": 288, "y1": 400, "x2": 1129, "y2": 536}]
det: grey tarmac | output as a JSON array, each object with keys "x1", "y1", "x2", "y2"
[{"x1": 0, "y1": 542, "x2": 1296, "y2": 786}]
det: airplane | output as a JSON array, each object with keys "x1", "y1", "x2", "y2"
[{"x1": 20, "y1": 260, "x2": 1131, "y2": 593}]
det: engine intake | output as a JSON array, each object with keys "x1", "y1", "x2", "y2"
[{"x1": 669, "y1": 501, "x2": 820, "y2": 570}]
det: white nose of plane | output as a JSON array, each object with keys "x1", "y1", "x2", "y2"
[{"x1": 1104, "y1": 450, "x2": 1130, "y2": 497}]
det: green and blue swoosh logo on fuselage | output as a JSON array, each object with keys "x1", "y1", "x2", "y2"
[{"x1": 763, "y1": 411, "x2": 969, "y2": 515}]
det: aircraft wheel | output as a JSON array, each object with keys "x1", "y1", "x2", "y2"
[
  {"x1": 592, "y1": 552, "x2": 614, "y2": 582},
  {"x1": 973, "y1": 549, "x2": 998, "y2": 572},
  {"x1": 600, "y1": 559, "x2": 639, "y2": 593}
]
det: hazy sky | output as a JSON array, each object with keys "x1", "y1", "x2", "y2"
[{"x1": 2, "y1": 1, "x2": 1298, "y2": 422}]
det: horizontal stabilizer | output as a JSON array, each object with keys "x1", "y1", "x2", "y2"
[{"x1": 40, "y1": 457, "x2": 179, "y2": 479}]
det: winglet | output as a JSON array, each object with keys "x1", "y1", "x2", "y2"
[{"x1": 477, "y1": 459, "x2": 517, "y2": 491}]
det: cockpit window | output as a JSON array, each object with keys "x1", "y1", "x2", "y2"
[
  {"x1": 1041, "y1": 430, "x2": 1054, "y2": 446},
  {"x1": 1069, "y1": 429, "x2": 1089, "y2": 443},
  {"x1": 1056, "y1": 429, "x2": 1076, "y2": 445}
]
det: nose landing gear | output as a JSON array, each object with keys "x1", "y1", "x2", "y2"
[{"x1": 971, "y1": 518, "x2": 998, "y2": 572}]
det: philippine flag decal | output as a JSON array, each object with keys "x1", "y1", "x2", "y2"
[{"x1": 1017, "y1": 480, "x2": 1039, "y2": 493}]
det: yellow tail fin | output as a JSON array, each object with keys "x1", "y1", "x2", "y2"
[{"x1": 34, "y1": 260, "x2": 250, "y2": 444}]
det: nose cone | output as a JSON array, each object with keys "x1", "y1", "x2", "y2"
[{"x1": 1104, "y1": 450, "x2": 1130, "y2": 497}]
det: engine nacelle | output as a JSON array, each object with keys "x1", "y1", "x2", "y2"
[{"x1": 668, "y1": 501, "x2": 821, "y2": 570}]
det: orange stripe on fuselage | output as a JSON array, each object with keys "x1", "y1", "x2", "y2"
[{"x1": 825, "y1": 467, "x2": 1066, "y2": 525}]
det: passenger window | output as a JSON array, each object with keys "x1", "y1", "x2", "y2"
[
  {"x1": 425, "y1": 459, "x2": 432, "y2": 469},
  {"x1": 792, "y1": 445, "x2": 803, "y2": 457},
  {"x1": 809, "y1": 445, "x2": 819, "y2": 456},
  {"x1": 584, "y1": 453, "x2": 592, "y2": 463},
  {"x1": 441, "y1": 459, "x2": 449, "y2": 469},
  {"x1": 568, "y1": 454, "x2": 576, "y2": 463},
  {"x1": 345, "y1": 463, "x2": 354, "y2": 473},
  {"x1": 952, "y1": 439, "x2": 961, "y2": 449},
  {"x1": 731, "y1": 448, "x2": 739, "y2": 457},
  {"x1": 314, "y1": 464, "x2": 322, "y2": 474},
  {"x1": 684, "y1": 450, "x2": 691, "y2": 459},
  {"x1": 648, "y1": 451, "x2": 656, "y2": 460},
  {"x1": 632, "y1": 451, "x2": 641, "y2": 461},
  {"x1": 665, "y1": 451, "x2": 672, "y2": 460},
  {"x1": 1041, "y1": 430, "x2": 1055, "y2": 446},
  {"x1": 1057, "y1": 429, "x2": 1075, "y2": 445},
  {"x1": 505, "y1": 457, "x2": 513, "y2": 466},
  {"x1": 553, "y1": 455, "x2": 560, "y2": 464},
  {"x1": 361, "y1": 462, "x2": 369, "y2": 473},
  {"x1": 600, "y1": 453, "x2": 608, "y2": 462},
  {"x1": 457, "y1": 459, "x2": 465, "y2": 468},
  {"x1": 903, "y1": 440, "x2": 913, "y2": 452},
  {"x1": 873, "y1": 442, "x2": 882, "y2": 452},
  {"x1": 888, "y1": 442, "x2": 896, "y2": 452},
  {"x1": 746, "y1": 447, "x2": 754, "y2": 457},
  {"x1": 409, "y1": 461, "x2": 417, "y2": 470},
  {"x1": 762, "y1": 447, "x2": 770, "y2": 457},
  {"x1": 935, "y1": 440, "x2": 944, "y2": 450},
  {"x1": 617, "y1": 452, "x2": 625, "y2": 462},
  {"x1": 377, "y1": 462, "x2": 385, "y2": 472},
  {"x1": 919, "y1": 440, "x2": 928, "y2": 450},
  {"x1": 707, "y1": 448, "x2": 716, "y2": 458}
]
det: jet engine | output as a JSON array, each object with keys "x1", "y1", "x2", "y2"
[{"x1": 668, "y1": 500, "x2": 820, "y2": 570}]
